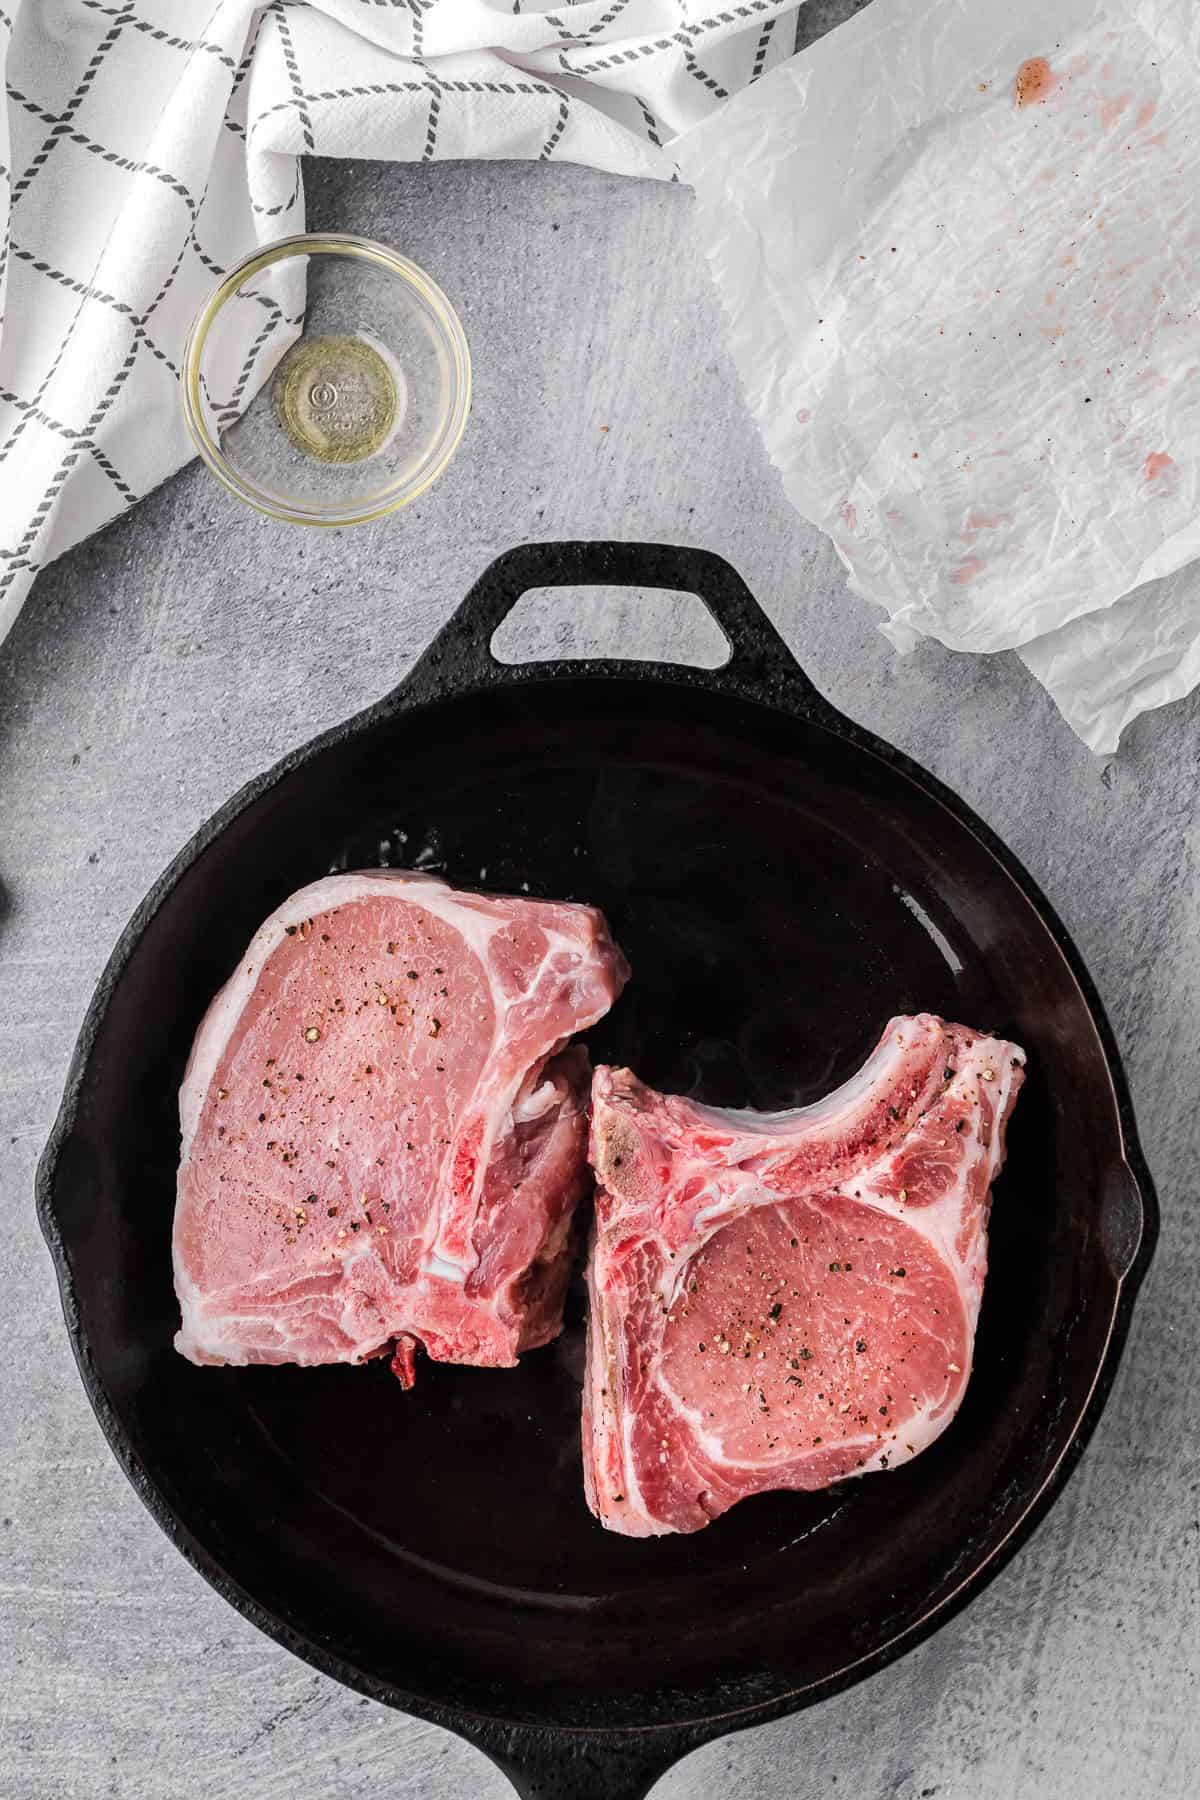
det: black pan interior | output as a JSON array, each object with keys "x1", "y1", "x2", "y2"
[{"x1": 50, "y1": 674, "x2": 1133, "y2": 1730}]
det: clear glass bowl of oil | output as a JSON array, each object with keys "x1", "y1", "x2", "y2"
[{"x1": 181, "y1": 234, "x2": 470, "y2": 526}]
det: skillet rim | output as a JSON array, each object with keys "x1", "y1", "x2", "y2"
[{"x1": 35, "y1": 542, "x2": 1158, "y2": 1776}]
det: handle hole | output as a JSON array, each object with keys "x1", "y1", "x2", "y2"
[{"x1": 489, "y1": 586, "x2": 732, "y2": 670}]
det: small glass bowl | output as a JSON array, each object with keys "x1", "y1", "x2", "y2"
[{"x1": 181, "y1": 234, "x2": 471, "y2": 526}]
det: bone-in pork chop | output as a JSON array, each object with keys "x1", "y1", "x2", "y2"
[
  {"x1": 174, "y1": 871, "x2": 629, "y2": 1382},
  {"x1": 583, "y1": 1014, "x2": 1024, "y2": 1535}
]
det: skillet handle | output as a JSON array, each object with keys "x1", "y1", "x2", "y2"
[
  {"x1": 395, "y1": 540, "x2": 840, "y2": 723},
  {"x1": 481, "y1": 1730, "x2": 690, "y2": 1800}
]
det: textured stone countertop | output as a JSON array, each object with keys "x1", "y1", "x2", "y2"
[{"x1": 2, "y1": 76, "x2": 1197, "y2": 1800}]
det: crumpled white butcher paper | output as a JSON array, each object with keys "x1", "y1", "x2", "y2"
[{"x1": 677, "y1": 0, "x2": 1200, "y2": 753}]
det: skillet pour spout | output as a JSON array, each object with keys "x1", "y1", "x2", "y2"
[{"x1": 38, "y1": 541, "x2": 1156, "y2": 1795}]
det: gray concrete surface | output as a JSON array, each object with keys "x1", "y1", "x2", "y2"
[{"x1": 2, "y1": 140, "x2": 1198, "y2": 1800}]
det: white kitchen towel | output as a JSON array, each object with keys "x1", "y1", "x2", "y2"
[
  {"x1": 0, "y1": 0, "x2": 797, "y2": 647},
  {"x1": 678, "y1": 0, "x2": 1200, "y2": 753}
]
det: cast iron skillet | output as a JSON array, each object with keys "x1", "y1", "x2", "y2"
[{"x1": 39, "y1": 543, "x2": 1156, "y2": 1799}]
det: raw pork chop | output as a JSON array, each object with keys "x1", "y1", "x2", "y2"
[
  {"x1": 174, "y1": 872, "x2": 628, "y2": 1381},
  {"x1": 584, "y1": 1014, "x2": 1024, "y2": 1536}
]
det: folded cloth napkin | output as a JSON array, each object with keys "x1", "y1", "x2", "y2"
[
  {"x1": 0, "y1": 0, "x2": 798, "y2": 647},
  {"x1": 678, "y1": 0, "x2": 1200, "y2": 753}
]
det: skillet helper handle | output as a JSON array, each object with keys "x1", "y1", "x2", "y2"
[{"x1": 399, "y1": 539, "x2": 839, "y2": 722}]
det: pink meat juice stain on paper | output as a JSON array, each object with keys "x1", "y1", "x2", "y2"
[
  {"x1": 1014, "y1": 58, "x2": 1058, "y2": 108},
  {"x1": 950, "y1": 557, "x2": 986, "y2": 586},
  {"x1": 960, "y1": 511, "x2": 1014, "y2": 548},
  {"x1": 1098, "y1": 92, "x2": 1131, "y2": 132},
  {"x1": 1004, "y1": 55, "x2": 1177, "y2": 510}
]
